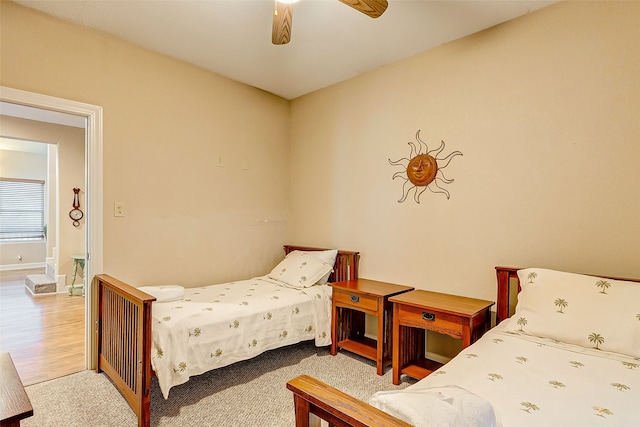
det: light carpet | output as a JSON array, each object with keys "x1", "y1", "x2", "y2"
[{"x1": 23, "y1": 342, "x2": 415, "y2": 426}]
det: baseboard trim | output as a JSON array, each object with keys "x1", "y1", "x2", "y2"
[
  {"x1": 56, "y1": 275, "x2": 66, "y2": 293},
  {"x1": 0, "y1": 262, "x2": 46, "y2": 271}
]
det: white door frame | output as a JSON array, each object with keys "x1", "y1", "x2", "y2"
[{"x1": 1, "y1": 86, "x2": 103, "y2": 370}]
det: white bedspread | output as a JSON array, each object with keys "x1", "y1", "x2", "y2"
[
  {"x1": 149, "y1": 277, "x2": 332, "y2": 398},
  {"x1": 372, "y1": 320, "x2": 640, "y2": 426}
]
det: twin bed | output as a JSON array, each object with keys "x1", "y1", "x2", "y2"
[
  {"x1": 288, "y1": 266, "x2": 640, "y2": 426},
  {"x1": 95, "y1": 245, "x2": 360, "y2": 427}
]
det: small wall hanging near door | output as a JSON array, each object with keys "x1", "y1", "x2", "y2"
[
  {"x1": 389, "y1": 130, "x2": 462, "y2": 203},
  {"x1": 69, "y1": 187, "x2": 83, "y2": 227}
]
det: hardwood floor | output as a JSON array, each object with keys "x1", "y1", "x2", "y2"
[{"x1": 0, "y1": 269, "x2": 85, "y2": 386}]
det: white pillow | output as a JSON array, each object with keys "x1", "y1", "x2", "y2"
[
  {"x1": 295, "y1": 249, "x2": 338, "y2": 285},
  {"x1": 504, "y1": 268, "x2": 640, "y2": 357},
  {"x1": 138, "y1": 285, "x2": 184, "y2": 302},
  {"x1": 268, "y1": 251, "x2": 333, "y2": 288}
]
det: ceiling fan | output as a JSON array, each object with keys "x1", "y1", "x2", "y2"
[{"x1": 272, "y1": 0, "x2": 388, "y2": 45}]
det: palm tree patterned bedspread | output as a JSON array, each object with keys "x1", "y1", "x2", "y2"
[
  {"x1": 392, "y1": 321, "x2": 640, "y2": 426},
  {"x1": 149, "y1": 277, "x2": 332, "y2": 399}
]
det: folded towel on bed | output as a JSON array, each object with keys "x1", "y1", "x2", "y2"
[
  {"x1": 138, "y1": 285, "x2": 185, "y2": 302},
  {"x1": 369, "y1": 385, "x2": 498, "y2": 427}
]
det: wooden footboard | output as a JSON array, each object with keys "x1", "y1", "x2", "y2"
[
  {"x1": 286, "y1": 375, "x2": 411, "y2": 427},
  {"x1": 95, "y1": 274, "x2": 155, "y2": 427}
]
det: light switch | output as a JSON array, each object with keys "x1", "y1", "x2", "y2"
[{"x1": 114, "y1": 201, "x2": 125, "y2": 217}]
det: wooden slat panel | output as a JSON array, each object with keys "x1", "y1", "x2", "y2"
[
  {"x1": 95, "y1": 274, "x2": 154, "y2": 427},
  {"x1": 495, "y1": 266, "x2": 518, "y2": 325}
]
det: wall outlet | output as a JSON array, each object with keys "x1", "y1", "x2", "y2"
[
  {"x1": 216, "y1": 154, "x2": 224, "y2": 168},
  {"x1": 114, "y1": 201, "x2": 125, "y2": 217}
]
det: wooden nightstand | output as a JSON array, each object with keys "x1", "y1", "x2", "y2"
[
  {"x1": 330, "y1": 279, "x2": 414, "y2": 375},
  {"x1": 390, "y1": 290, "x2": 494, "y2": 385}
]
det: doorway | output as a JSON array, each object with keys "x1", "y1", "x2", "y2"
[{"x1": 0, "y1": 86, "x2": 103, "y2": 372}]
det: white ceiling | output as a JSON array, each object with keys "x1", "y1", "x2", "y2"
[
  {"x1": 0, "y1": 102, "x2": 86, "y2": 129},
  {"x1": 0, "y1": 101, "x2": 85, "y2": 154},
  {"x1": 13, "y1": 0, "x2": 556, "y2": 100}
]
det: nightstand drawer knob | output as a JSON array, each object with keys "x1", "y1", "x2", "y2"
[
  {"x1": 350, "y1": 295, "x2": 360, "y2": 303},
  {"x1": 422, "y1": 312, "x2": 436, "y2": 321}
]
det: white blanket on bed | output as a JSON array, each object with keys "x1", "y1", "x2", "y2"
[
  {"x1": 369, "y1": 385, "x2": 497, "y2": 427},
  {"x1": 149, "y1": 277, "x2": 332, "y2": 399}
]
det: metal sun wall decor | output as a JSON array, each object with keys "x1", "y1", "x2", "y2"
[{"x1": 388, "y1": 130, "x2": 463, "y2": 203}]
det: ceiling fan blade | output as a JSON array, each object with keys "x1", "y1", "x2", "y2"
[
  {"x1": 338, "y1": 0, "x2": 388, "y2": 18},
  {"x1": 272, "y1": 2, "x2": 293, "y2": 45}
]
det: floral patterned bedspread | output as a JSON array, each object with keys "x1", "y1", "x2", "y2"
[
  {"x1": 150, "y1": 277, "x2": 332, "y2": 398},
  {"x1": 395, "y1": 319, "x2": 640, "y2": 426}
]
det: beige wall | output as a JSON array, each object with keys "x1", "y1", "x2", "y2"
[
  {"x1": 0, "y1": 146, "x2": 47, "y2": 180},
  {"x1": 288, "y1": 1, "x2": 640, "y2": 302},
  {"x1": 2, "y1": 1, "x2": 638, "y2": 299},
  {"x1": 0, "y1": 116, "x2": 85, "y2": 285},
  {"x1": 1, "y1": 1, "x2": 291, "y2": 287}
]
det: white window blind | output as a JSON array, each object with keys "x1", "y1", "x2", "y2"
[{"x1": 0, "y1": 178, "x2": 45, "y2": 241}]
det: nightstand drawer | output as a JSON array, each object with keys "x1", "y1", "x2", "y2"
[
  {"x1": 333, "y1": 289, "x2": 378, "y2": 312},
  {"x1": 396, "y1": 304, "x2": 463, "y2": 337}
]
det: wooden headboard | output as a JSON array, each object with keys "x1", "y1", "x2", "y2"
[
  {"x1": 495, "y1": 266, "x2": 640, "y2": 325},
  {"x1": 283, "y1": 245, "x2": 360, "y2": 282},
  {"x1": 495, "y1": 266, "x2": 520, "y2": 326}
]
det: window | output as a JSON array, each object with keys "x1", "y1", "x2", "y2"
[{"x1": 0, "y1": 178, "x2": 45, "y2": 242}]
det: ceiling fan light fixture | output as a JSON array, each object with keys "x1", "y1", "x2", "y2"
[
  {"x1": 338, "y1": 0, "x2": 388, "y2": 18},
  {"x1": 272, "y1": 1, "x2": 294, "y2": 45},
  {"x1": 272, "y1": 0, "x2": 387, "y2": 45}
]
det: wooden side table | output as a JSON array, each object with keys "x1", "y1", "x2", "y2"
[
  {"x1": 69, "y1": 255, "x2": 85, "y2": 296},
  {"x1": 0, "y1": 353, "x2": 33, "y2": 427},
  {"x1": 330, "y1": 279, "x2": 413, "y2": 375},
  {"x1": 390, "y1": 290, "x2": 494, "y2": 385}
]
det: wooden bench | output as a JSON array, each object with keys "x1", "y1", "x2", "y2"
[
  {"x1": 286, "y1": 375, "x2": 411, "y2": 427},
  {"x1": 0, "y1": 353, "x2": 33, "y2": 427}
]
